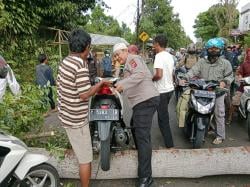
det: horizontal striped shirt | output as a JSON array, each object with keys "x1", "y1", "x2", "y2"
[{"x1": 57, "y1": 55, "x2": 91, "y2": 128}]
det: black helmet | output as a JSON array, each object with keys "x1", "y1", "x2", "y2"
[{"x1": 187, "y1": 43, "x2": 196, "y2": 54}]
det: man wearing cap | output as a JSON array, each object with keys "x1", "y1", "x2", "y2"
[
  {"x1": 0, "y1": 55, "x2": 20, "y2": 102},
  {"x1": 113, "y1": 42, "x2": 159, "y2": 187}
]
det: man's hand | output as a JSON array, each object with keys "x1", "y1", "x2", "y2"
[
  {"x1": 101, "y1": 79, "x2": 112, "y2": 87},
  {"x1": 179, "y1": 79, "x2": 187, "y2": 86},
  {"x1": 115, "y1": 83, "x2": 123, "y2": 92},
  {"x1": 219, "y1": 81, "x2": 226, "y2": 88}
]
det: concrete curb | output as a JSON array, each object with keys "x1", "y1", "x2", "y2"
[{"x1": 31, "y1": 146, "x2": 250, "y2": 179}]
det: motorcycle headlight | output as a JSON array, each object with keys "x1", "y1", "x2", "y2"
[{"x1": 191, "y1": 95, "x2": 216, "y2": 114}]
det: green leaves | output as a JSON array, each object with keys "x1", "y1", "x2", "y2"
[
  {"x1": 194, "y1": 1, "x2": 239, "y2": 42},
  {"x1": 0, "y1": 84, "x2": 49, "y2": 137},
  {"x1": 139, "y1": 0, "x2": 191, "y2": 48}
]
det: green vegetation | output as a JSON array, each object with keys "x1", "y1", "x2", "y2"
[
  {"x1": 193, "y1": 0, "x2": 239, "y2": 42},
  {"x1": 139, "y1": 0, "x2": 192, "y2": 49}
]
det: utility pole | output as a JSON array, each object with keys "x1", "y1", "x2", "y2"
[{"x1": 136, "y1": 0, "x2": 140, "y2": 44}]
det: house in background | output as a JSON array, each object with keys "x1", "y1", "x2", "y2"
[{"x1": 239, "y1": 2, "x2": 250, "y2": 33}]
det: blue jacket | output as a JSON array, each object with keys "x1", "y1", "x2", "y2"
[
  {"x1": 101, "y1": 56, "x2": 112, "y2": 72},
  {"x1": 35, "y1": 63, "x2": 55, "y2": 87}
]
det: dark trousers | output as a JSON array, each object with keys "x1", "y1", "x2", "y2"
[
  {"x1": 48, "y1": 87, "x2": 55, "y2": 110},
  {"x1": 131, "y1": 96, "x2": 159, "y2": 178},
  {"x1": 157, "y1": 91, "x2": 174, "y2": 148}
]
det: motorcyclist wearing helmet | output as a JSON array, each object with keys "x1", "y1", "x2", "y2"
[
  {"x1": 176, "y1": 43, "x2": 198, "y2": 70},
  {"x1": 181, "y1": 38, "x2": 234, "y2": 144}
]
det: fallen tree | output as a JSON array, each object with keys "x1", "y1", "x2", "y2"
[{"x1": 31, "y1": 146, "x2": 250, "y2": 179}]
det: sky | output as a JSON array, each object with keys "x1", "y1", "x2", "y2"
[{"x1": 104, "y1": 0, "x2": 249, "y2": 42}]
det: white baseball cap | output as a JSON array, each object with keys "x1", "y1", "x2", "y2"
[{"x1": 113, "y1": 43, "x2": 128, "y2": 54}]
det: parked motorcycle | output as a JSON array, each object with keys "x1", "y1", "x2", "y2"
[
  {"x1": 0, "y1": 131, "x2": 60, "y2": 186},
  {"x1": 183, "y1": 79, "x2": 222, "y2": 148},
  {"x1": 238, "y1": 76, "x2": 250, "y2": 139},
  {"x1": 89, "y1": 77, "x2": 130, "y2": 171}
]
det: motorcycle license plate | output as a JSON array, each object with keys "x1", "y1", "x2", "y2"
[{"x1": 89, "y1": 109, "x2": 119, "y2": 121}]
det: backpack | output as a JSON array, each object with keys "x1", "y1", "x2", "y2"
[{"x1": 176, "y1": 89, "x2": 191, "y2": 127}]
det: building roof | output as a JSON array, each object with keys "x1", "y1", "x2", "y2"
[
  {"x1": 241, "y1": 2, "x2": 250, "y2": 14},
  {"x1": 90, "y1": 33, "x2": 129, "y2": 46}
]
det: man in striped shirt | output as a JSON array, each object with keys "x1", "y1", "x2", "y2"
[{"x1": 57, "y1": 29, "x2": 109, "y2": 187}]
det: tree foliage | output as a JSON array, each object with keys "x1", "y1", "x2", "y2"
[
  {"x1": 84, "y1": 5, "x2": 122, "y2": 36},
  {"x1": 84, "y1": 5, "x2": 135, "y2": 44},
  {"x1": 194, "y1": 0, "x2": 239, "y2": 41},
  {"x1": 139, "y1": 0, "x2": 191, "y2": 49}
]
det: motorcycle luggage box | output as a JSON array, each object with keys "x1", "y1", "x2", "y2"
[{"x1": 89, "y1": 109, "x2": 119, "y2": 121}]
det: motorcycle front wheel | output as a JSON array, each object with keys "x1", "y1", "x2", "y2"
[
  {"x1": 247, "y1": 113, "x2": 250, "y2": 140},
  {"x1": 16, "y1": 163, "x2": 60, "y2": 187},
  {"x1": 100, "y1": 137, "x2": 111, "y2": 171},
  {"x1": 193, "y1": 129, "x2": 205, "y2": 149}
]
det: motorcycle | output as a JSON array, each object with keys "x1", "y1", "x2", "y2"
[
  {"x1": 89, "y1": 77, "x2": 130, "y2": 171},
  {"x1": 238, "y1": 76, "x2": 250, "y2": 139},
  {"x1": 183, "y1": 79, "x2": 221, "y2": 148},
  {"x1": 0, "y1": 131, "x2": 60, "y2": 186}
]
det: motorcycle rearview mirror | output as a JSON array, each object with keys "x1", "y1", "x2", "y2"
[{"x1": 245, "y1": 77, "x2": 250, "y2": 84}]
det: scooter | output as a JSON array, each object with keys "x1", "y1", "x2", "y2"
[
  {"x1": 89, "y1": 77, "x2": 130, "y2": 171},
  {"x1": 0, "y1": 131, "x2": 60, "y2": 186},
  {"x1": 238, "y1": 76, "x2": 250, "y2": 139},
  {"x1": 184, "y1": 79, "x2": 219, "y2": 148}
]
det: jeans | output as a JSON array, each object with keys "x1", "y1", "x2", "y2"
[
  {"x1": 157, "y1": 91, "x2": 174, "y2": 148},
  {"x1": 48, "y1": 87, "x2": 55, "y2": 110}
]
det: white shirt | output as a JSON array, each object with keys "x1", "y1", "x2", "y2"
[
  {"x1": 153, "y1": 51, "x2": 174, "y2": 93},
  {"x1": 0, "y1": 65, "x2": 20, "y2": 102}
]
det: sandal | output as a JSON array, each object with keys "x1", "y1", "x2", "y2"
[{"x1": 212, "y1": 137, "x2": 223, "y2": 145}]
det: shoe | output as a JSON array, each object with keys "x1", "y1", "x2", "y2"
[
  {"x1": 50, "y1": 108, "x2": 58, "y2": 113},
  {"x1": 138, "y1": 177, "x2": 153, "y2": 187},
  {"x1": 43, "y1": 112, "x2": 50, "y2": 117},
  {"x1": 212, "y1": 137, "x2": 223, "y2": 145},
  {"x1": 226, "y1": 120, "x2": 231, "y2": 125},
  {"x1": 207, "y1": 130, "x2": 215, "y2": 135}
]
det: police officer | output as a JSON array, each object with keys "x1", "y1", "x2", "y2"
[{"x1": 113, "y1": 43, "x2": 160, "y2": 187}]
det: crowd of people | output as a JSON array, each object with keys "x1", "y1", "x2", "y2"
[{"x1": 1, "y1": 28, "x2": 250, "y2": 187}]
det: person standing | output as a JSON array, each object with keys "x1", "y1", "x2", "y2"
[
  {"x1": 0, "y1": 55, "x2": 20, "y2": 102},
  {"x1": 57, "y1": 29, "x2": 110, "y2": 187},
  {"x1": 87, "y1": 51, "x2": 98, "y2": 85},
  {"x1": 101, "y1": 50, "x2": 112, "y2": 77},
  {"x1": 113, "y1": 42, "x2": 159, "y2": 187},
  {"x1": 152, "y1": 34, "x2": 174, "y2": 148},
  {"x1": 35, "y1": 54, "x2": 56, "y2": 111}
]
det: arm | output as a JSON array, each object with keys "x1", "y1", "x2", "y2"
[
  {"x1": 186, "y1": 60, "x2": 202, "y2": 79},
  {"x1": 6, "y1": 66, "x2": 21, "y2": 96},
  {"x1": 46, "y1": 67, "x2": 55, "y2": 86},
  {"x1": 76, "y1": 67, "x2": 109, "y2": 101},
  {"x1": 152, "y1": 68, "x2": 163, "y2": 81},
  {"x1": 79, "y1": 81, "x2": 105, "y2": 101},
  {"x1": 223, "y1": 60, "x2": 234, "y2": 85},
  {"x1": 152, "y1": 54, "x2": 163, "y2": 81},
  {"x1": 117, "y1": 57, "x2": 146, "y2": 91}
]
